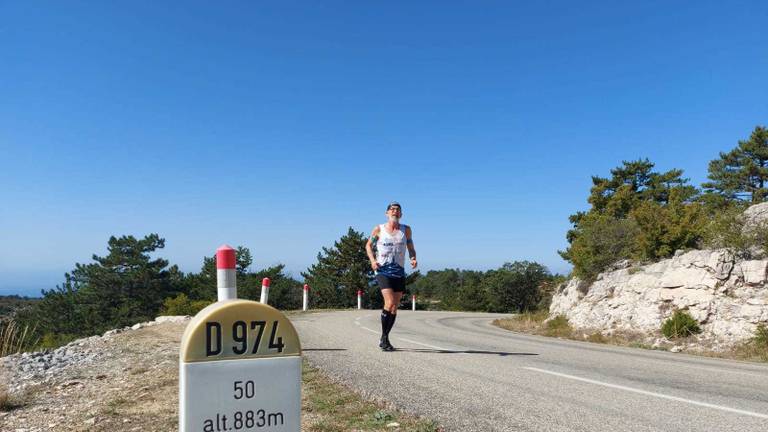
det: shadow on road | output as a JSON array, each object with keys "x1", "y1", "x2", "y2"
[
  {"x1": 394, "y1": 348, "x2": 537, "y2": 356},
  {"x1": 303, "y1": 348, "x2": 348, "y2": 352}
]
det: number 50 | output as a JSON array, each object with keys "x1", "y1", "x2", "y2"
[{"x1": 234, "y1": 380, "x2": 256, "y2": 399}]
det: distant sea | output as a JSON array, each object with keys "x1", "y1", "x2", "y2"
[
  {"x1": 0, "y1": 270, "x2": 64, "y2": 298},
  {"x1": 0, "y1": 289, "x2": 43, "y2": 299}
]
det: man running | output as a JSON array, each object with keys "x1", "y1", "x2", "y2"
[{"x1": 365, "y1": 202, "x2": 417, "y2": 351}]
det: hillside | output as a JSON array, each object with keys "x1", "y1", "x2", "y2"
[
  {"x1": 0, "y1": 295, "x2": 39, "y2": 319},
  {"x1": 1, "y1": 316, "x2": 438, "y2": 432},
  {"x1": 1, "y1": 317, "x2": 186, "y2": 431}
]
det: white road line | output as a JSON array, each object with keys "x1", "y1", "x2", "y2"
[{"x1": 524, "y1": 367, "x2": 768, "y2": 420}]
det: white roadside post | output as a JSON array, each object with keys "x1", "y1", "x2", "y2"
[
  {"x1": 260, "y1": 277, "x2": 271, "y2": 304},
  {"x1": 216, "y1": 245, "x2": 237, "y2": 301},
  {"x1": 302, "y1": 284, "x2": 309, "y2": 311},
  {"x1": 412, "y1": 294, "x2": 416, "y2": 311},
  {"x1": 179, "y1": 246, "x2": 301, "y2": 432},
  {"x1": 357, "y1": 290, "x2": 362, "y2": 310}
]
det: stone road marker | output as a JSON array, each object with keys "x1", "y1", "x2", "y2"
[
  {"x1": 179, "y1": 300, "x2": 301, "y2": 432},
  {"x1": 179, "y1": 245, "x2": 301, "y2": 431}
]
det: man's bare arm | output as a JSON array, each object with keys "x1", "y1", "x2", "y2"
[
  {"x1": 366, "y1": 226, "x2": 380, "y2": 270},
  {"x1": 405, "y1": 225, "x2": 417, "y2": 269}
]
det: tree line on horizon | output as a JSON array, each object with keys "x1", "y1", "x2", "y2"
[{"x1": 6, "y1": 229, "x2": 558, "y2": 350}]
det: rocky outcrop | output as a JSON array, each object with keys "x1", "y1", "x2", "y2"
[{"x1": 550, "y1": 249, "x2": 768, "y2": 345}]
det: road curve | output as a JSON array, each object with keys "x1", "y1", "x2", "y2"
[{"x1": 291, "y1": 310, "x2": 768, "y2": 432}]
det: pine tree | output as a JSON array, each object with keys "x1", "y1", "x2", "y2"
[
  {"x1": 703, "y1": 126, "x2": 768, "y2": 203},
  {"x1": 302, "y1": 228, "x2": 373, "y2": 308},
  {"x1": 484, "y1": 261, "x2": 551, "y2": 313},
  {"x1": 25, "y1": 234, "x2": 180, "y2": 338},
  {"x1": 561, "y1": 159, "x2": 703, "y2": 279},
  {"x1": 585, "y1": 159, "x2": 697, "y2": 219}
]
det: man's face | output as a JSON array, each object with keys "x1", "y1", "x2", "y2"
[{"x1": 386, "y1": 206, "x2": 402, "y2": 219}]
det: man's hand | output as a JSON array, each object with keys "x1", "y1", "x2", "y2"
[
  {"x1": 410, "y1": 257, "x2": 418, "y2": 269},
  {"x1": 371, "y1": 261, "x2": 380, "y2": 271}
]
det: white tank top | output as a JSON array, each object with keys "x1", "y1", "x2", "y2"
[{"x1": 376, "y1": 224, "x2": 407, "y2": 277}]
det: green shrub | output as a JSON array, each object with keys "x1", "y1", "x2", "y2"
[
  {"x1": 702, "y1": 203, "x2": 768, "y2": 258},
  {"x1": 753, "y1": 324, "x2": 768, "y2": 360},
  {"x1": 703, "y1": 206, "x2": 750, "y2": 254},
  {"x1": 754, "y1": 324, "x2": 768, "y2": 345},
  {"x1": 39, "y1": 332, "x2": 77, "y2": 349},
  {"x1": 160, "y1": 294, "x2": 209, "y2": 316},
  {"x1": 373, "y1": 410, "x2": 394, "y2": 423},
  {"x1": 559, "y1": 213, "x2": 641, "y2": 280},
  {"x1": 631, "y1": 198, "x2": 706, "y2": 261},
  {"x1": 544, "y1": 315, "x2": 572, "y2": 337},
  {"x1": 661, "y1": 311, "x2": 701, "y2": 338}
]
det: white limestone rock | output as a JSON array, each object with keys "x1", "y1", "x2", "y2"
[
  {"x1": 154, "y1": 315, "x2": 190, "y2": 323},
  {"x1": 743, "y1": 202, "x2": 768, "y2": 228},
  {"x1": 551, "y1": 247, "x2": 768, "y2": 346},
  {"x1": 740, "y1": 260, "x2": 768, "y2": 285}
]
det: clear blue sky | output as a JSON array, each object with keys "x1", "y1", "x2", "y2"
[{"x1": 1, "y1": 1, "x2": 766, "y2": 297}]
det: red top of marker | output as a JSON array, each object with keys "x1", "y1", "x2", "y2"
[
  {"x1": 216, "y1": 245, "x2": 236, "y2": 270},
  {"x1": 262, "y1": 277, "x2": 271, "y2": 287},
  {"x1": 357, "y1": 290, "x2": 363, "y2": 296},
  {"x1": 303, "y1": 284, "x2": 309, "y2": 291}
]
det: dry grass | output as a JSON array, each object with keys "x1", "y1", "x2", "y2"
[
  {"x1": 705, "y1": 325, "x2": 768, "y2": 363},
  {"x1": 0, "y1": 319, "x2": 38, "y2": 357},
  {"x1": 732, "y1": 343, "x2": 768, "y2": 362},
  {"x1": 493, "y1": 312, "x2": 768, "y2": 363},
  {"x1": 302, "y1": 359, "x2": 441, "y2": 431},
  {"x1": 0, "y1": 378, "x2": 8, "y2": 411},
  {"x1": 492, "y1": 309, "x2": 549, "y2": 333},
  {"x1": 2, "y1": 321, "x2": 442, "y2": 431},
  {"x1": 0, "y1": 372, "x2": 35, "y2": 412},
  {"x1": 493, "y1": 311, "x2": 573, "y2": 338},
  {"x1": 494, "y1": 312, "x2": 657, "y2": 349}
]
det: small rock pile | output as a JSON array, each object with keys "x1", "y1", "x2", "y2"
[
  {"x1": 3, "y1": 316, "x2": 189, "y2": 396},
  {"x1": 5, "y1": 336, "x2": 103, "y2": 394}
]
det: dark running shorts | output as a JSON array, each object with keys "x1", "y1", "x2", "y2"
[{"x1": 376, "y1": 274, "x2": 405, "y2": 292}]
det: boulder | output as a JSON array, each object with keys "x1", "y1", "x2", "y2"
[{"x1": 743, "y1": 201, "x2": 768, "y2": 228}]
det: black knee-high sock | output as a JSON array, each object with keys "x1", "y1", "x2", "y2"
[
  {"x1": 381, "y1": 310, "x2": 391, "y2": 337},
  {"x1": 387, "y1": 313, "x2": 397, "y2": 335}
]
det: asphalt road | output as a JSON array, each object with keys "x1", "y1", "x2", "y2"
[{"x1": 291, "y1": 310, "x2": 768, "y2": 432}]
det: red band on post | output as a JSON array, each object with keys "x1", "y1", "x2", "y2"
[
  {"x1": 216, "y1": 245, "x2": 236, "y2": 270},
  {"x1": 262, "y1": 277, "x2": 271, "y2": 287},
  {"x1": 303, "y1": 284, "x2": 309, "y2": 291},
  {"x1": 357, "y1": 290, "x2": 362, "y2": 296}
]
